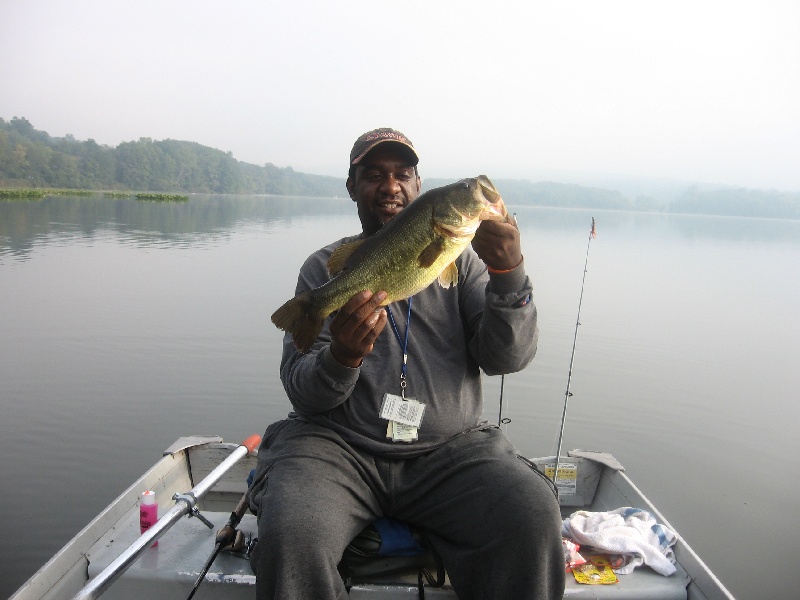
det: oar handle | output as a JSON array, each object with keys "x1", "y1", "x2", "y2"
[
  {"x1": 72, "y1": 434, "x2": 261, "y2": 600},
  {"x1": 241, "y1": 433, "x2": 261, "y2": 454}
]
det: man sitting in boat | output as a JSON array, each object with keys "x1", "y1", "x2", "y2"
[{"x1": 248, "y1": 128, "x2": 565, "y2": 599}]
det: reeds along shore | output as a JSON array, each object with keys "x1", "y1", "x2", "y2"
[
  {"x1": 133, "y1": 193, "x2": 189, "y2": 202},
  {"x1": 0, "y1": 188, "x2": 189, "y2": 202}
]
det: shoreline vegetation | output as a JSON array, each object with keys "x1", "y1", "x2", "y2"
[
  {"x1": 2, "y1": 116, "x2": 799, "y2": 219},
  {"x1": 0, "y1": 188, "x2": 188, "y2": 202}
]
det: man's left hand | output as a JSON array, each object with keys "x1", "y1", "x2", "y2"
[{"x1": 471, "y1": 215, "x2": 522, "y2": 272}]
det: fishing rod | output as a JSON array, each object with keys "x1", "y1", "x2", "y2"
[
  {"x1": 497, "y1": 374, "x2": 511, "y2": 427},
  {"x1": 497, "y1": 214, "x2": 518, "y2": 430},
  {"x1": 553, "y1": 218, "x2": 596, "y2": 485},
  {"x1": 187, "y1": 488, "x2": 251, "y2": 599}
]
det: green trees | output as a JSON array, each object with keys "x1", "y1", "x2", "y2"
[
  {"x1": 0, "y1": 118, "x2": 115, "y2": 188},
  {"x1": 0, "y1": 117, "x2": 343, "y2": 196}
]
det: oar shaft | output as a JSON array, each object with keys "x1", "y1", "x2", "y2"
[{"x1": 72, "y1": 434, "x2": 260, "y2": 600}]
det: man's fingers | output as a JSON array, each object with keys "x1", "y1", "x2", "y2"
[
  {"x1": 338, "y1": 290, "x2": 387, "y2": 322},
  {"x1": 472, "y1": 221, "x2": 522, "y2": 271},
  {"x1": 337, "y1": 290, "x2": 372, "y2": 319},
  {"x1": 363, "y1": 309, "x2": 388, "y2": 340},
  {"x1": 329, "y1": 291, "x2": 389, "y2": 367}
]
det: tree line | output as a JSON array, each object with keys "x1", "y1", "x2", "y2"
[
  {"x1": 0, "y1": 117, "x2": 343, "y2": 197},
  {"x1": 424, "y1": 178, "x2": 633, "y2": 210},
  {"x1": 2, "y1": 117, "x2": 799, "y2": 219}
]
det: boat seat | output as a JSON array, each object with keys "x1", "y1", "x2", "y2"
[{"x1": 339, "y1": 518, "x2": 446, "y2": 589}]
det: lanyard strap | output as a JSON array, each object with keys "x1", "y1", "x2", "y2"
[{"x1": 386, "y1": 297, "x2": 412, "y2": 396}]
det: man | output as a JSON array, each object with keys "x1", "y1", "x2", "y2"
[{"x1": 249, "y1": 128, "x2": 564, "y2": 599}]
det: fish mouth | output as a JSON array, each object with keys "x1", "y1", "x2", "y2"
[
  {"x1": 476, "y1": 175, "x2": 501, "y2": 203},
  {"x1": 475, "y1": 175, "x2": 508, "y2": 222}
]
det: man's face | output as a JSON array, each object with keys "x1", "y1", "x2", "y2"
[{"x1": 346, "y1": 144, "x2": 421, "y2": 236}]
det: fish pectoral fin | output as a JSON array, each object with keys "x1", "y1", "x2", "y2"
[
  {"x1": 328, "y1": 239, "x2": 365, "y2": 275},
  {"x1": 417, "y1": 237, "x2": 446, "y2": 268},
  {"x1": 437, "y1": 262, "x2": 459, "y2": 288}
]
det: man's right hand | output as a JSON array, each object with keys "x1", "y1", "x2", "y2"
[{"x1": 329, "y1": 290, "x2": 388, "y2": 368}]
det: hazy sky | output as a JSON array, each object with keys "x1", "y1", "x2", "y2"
[{"x1": 2, "y1": 1, "x2": 799, "y2": 191}]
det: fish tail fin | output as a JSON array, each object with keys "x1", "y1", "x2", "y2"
[{"x1": 270, "y1": 292, "x2": 324, "y2": 353}]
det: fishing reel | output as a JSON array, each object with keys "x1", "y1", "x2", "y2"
[{"x1": 218, "y1": 529, "x2": 257, "y2": 560}]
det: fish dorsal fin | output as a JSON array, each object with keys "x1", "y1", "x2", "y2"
[
  {"x1": 418, "y1": 237, "x2": 446, "y2": 269},
  {"x1": 328, "y1": 239, "x2": 365, "y2": 275},
  {"x1": 437, "y1": 262, "x2": 459, "y2": 288}
]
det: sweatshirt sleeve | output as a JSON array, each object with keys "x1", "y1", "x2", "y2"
[{"x1": 461, "y1": 251, "x2": 538, "y2": 376}]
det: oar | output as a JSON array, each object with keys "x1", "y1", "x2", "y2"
[
  {"x1": 186, "y1": 488, "x2": 251, "y2": 599},
  {"x1": 72, "y1": 434, "x2": 261, "y2": 600}
]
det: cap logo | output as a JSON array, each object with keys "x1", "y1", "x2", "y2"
[
  {"x1": 364, "y1": 131, "x2": 410, "y2": 144},
  {"x1": 350, "y1": 128, "x2": 418, "y2": 167}
]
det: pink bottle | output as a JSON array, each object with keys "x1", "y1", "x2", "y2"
[{"x1": 139, "y1": 490, "x2": 159, "y2": 547}]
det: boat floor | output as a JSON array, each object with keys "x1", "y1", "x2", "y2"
[
  {"x1": 89, "y1": 508, "x2": 691, "y2": 599},
  {"x1": 15, "y1": 441, "x2": 727, "y2": 600}
]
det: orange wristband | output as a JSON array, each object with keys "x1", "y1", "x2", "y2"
[{"x1": 487, "y1": 256, "x2": 523, "y2": 274}]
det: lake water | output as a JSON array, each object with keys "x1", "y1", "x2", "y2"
[{"x1": 1, "y1": 194, "x2": 799, "y2": 599}]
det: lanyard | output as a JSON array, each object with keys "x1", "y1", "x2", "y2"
[{"x1": 385, "y1": 297, "x2": 412, "y2": 397}]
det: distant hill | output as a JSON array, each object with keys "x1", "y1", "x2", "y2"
[
  {"x1": 2, "y1": 116, "x2": 799, "y2": 219},
  {"x1": 668, "y1": 185, "x2": 800, "y2": 219},
  {"x1": 0, "y1": 117, "x2": 343, "y2": 197},
  {"x1": 423, "y1": 178, "x2": 633, "y2": 210}
]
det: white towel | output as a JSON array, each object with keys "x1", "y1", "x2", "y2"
[{"x1": 562, "y1": 507, "x2": 677, "y2": 575}]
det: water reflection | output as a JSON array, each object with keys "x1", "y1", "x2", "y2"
[
  {"x1": 3, "y1": 195, "x2": 799, "y2": 263},
  {"x1": 0, "y1": 194, "x2": 355, "y2": 259}
]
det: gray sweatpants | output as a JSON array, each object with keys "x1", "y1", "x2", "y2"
[{"x1": 249, "y1": 419, "x2": 564, "y2": 600}]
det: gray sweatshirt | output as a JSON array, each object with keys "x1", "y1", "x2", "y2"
[{"x1": 279, "y1": 233, "x2": 538, "y2": 458}]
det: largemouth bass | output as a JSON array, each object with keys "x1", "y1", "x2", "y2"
[{"x1": 271, "y1": 175, "x2": 508, "y2": 352}]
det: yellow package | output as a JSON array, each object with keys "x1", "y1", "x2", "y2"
[{"x1": 572, "y1": 562, "x2": 619, "y2": 585}]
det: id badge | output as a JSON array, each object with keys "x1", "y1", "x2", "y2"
[
  {"x1": 380, "y1": 393, "x2": 425, "y2": 428},
  {"x1": 386, "y1": 420, "x2": 418, "y2": 442}
]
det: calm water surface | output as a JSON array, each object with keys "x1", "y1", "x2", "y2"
[{"x1": 2, "y1": 194, "x2": 799, "y2": 599}]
